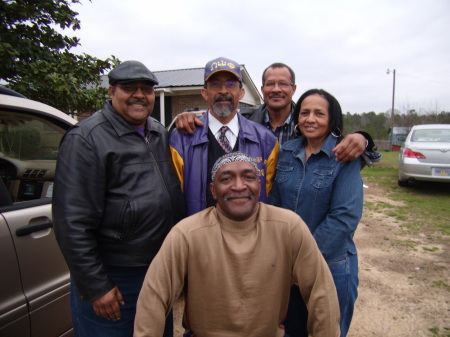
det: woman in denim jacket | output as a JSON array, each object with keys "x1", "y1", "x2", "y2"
[{"x1": 269, "y1": 89, "x2": 363, "y2": 337}]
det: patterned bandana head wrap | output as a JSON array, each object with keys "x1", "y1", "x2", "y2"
[{"x1": 211, "y1": 152, "x2": 258, "y2": 182}]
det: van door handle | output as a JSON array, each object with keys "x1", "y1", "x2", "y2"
[{"x1": 16, "y1": 222, "x2": 53, "y2": 237}]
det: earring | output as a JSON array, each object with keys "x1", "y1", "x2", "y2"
[
  {"x1": 331, "y1": 127, "x2": 342, "y2": 138},
  {"x1": 294, "y1": 124, "x2": 302, "y2": 137}
]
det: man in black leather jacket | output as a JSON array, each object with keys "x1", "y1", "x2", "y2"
[{"x1": 53, "y1": 61, "x2": 184, "y2": 337}]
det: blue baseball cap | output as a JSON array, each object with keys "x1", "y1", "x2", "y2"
[{"x1": 204, "y1": 57, "x2": 241, "y2": 82}]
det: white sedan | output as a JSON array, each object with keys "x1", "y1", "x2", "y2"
[{"x1": 398, "y1": 124, "x2": 450, "y2": 187}]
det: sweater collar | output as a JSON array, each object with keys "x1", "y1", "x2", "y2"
[{"x1": 213, "y1": 203, "x2": 260, "y2": 233}]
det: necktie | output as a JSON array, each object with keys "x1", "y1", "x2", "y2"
[{"x1": 218, "y1": 126, "x2": 232, "y2": 153}]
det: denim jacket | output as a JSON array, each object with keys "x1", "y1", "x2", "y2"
[{"x1": 269, "y1": 134, "x2": 363, "y2": 261}]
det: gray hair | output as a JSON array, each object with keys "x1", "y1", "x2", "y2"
[{"x1": 211, "y1": 152, "x2": 258, "y2": 182}]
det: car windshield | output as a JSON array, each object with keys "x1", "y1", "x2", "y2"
[
  {"x1": 411, "y1": 129, "x2": 450, "y2": 143},
  {"x1": 0, "y1": 111, "x2": 65, "y2": 160}
]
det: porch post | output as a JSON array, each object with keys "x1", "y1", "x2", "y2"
[{"x1": 159, "y1": 91, "x2": 165, "y2": 126}]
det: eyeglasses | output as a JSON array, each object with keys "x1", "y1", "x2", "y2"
[
  {"x1": 263, "y1": 81, "x2": 294, "y2": 89},
  {"x1": 117, "y1": 84, "x2": 155, "y2": 94},
  {"x1": 207, "y1": 80, "x2": 240, "y2": 90}
]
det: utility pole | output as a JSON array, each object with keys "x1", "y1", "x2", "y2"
[{"x1": 387, "y1": 69, "x2": 396, "y2": 151}]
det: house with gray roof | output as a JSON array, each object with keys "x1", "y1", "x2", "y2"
[{"x1": 100, "y1": 64, "x2": 263, "y2": 127}]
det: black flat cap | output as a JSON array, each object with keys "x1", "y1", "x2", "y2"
[{"x1": 108, "y1": 60, "x2": 159, "y2": 85}]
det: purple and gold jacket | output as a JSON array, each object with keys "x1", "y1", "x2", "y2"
[{"x1": 170, "y1": 112, "x2": 279, "y2": 216}]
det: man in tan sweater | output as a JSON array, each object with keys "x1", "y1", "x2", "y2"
[{"x1": 134, "y1": 152, "x2": 340, "y2": 337}]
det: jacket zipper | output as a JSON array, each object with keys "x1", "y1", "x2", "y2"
[{"x1": 144, "y1": 133, "x2": 176, "y2": 223}]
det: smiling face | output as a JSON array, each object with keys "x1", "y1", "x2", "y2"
[
  {"x1": 201, "y1": 72, "x2": 245, "y2": 124},
  {"x1": 210, "y1": 160, "x2": 261, "y2": 221},
  {"x1": 298, "y1": 94, "x2": 330, "y2": 144},
  {"x1": 108, "y1": 80, "x2": 155, "y2": 127},
  {"x1": 261, "y1": 66, "x2": 297, "y2": 113}
]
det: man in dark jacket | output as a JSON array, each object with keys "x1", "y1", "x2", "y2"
[
  {"x1": 240, "y1": 63, "x2": 299, "y2": 145},
  {"x1": 53, "y1": 60, "x2": 185, "y2": 337}
]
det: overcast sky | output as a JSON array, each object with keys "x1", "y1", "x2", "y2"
[{"x1": 69, "y1": 0, "x2": 450, "y2": 114}]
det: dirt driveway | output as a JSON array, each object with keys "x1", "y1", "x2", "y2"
[
  {"x1": 348, "y1": 182, "x2": 449, "y2": 337},
  {"x1": 173, "y1": 181, "x2": 450, "y2": 337}
]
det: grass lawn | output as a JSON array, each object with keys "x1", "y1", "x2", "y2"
[{"x1": 361, "y1": 151, "x2": 450, "y2": 235}]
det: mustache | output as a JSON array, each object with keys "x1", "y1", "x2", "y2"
[
  {"x1": 268, "y1": 93, "x2": 284, "y2": 99},
  {"x1": 224, "y1": 193, "x2": 253, "y2": 201},
  {"x1": 127, "y1": 99, "x2": 147, "y2": 105},
  {"x1": 213, "y1": 95, "x2": 233, "y2": 104}
]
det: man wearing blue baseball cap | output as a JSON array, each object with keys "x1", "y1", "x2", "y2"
[
  {"x1": 168, "y1": 57, "x2": 279, "y2": 217},
  {"x1": 53, "y1": 60, "x2": 185, "y2": 337}
]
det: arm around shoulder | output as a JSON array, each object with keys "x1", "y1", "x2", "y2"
[
  {"x1": 172, "y1": 111, "x2": 204, "y2": 134},
  {"x1": 354, "y1": 131, "x2": 382, "y2": 167}
]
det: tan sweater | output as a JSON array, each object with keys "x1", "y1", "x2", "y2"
[{"x1": 134, "y1": 203, "x2": 340, "y2": 337}]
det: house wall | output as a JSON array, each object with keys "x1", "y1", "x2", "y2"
[{"x1": 171, "y1": 94, "x2": 208, "y2": 119}]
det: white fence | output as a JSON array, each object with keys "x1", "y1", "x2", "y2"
[{"x1": 374, "y1": 140, "x2": 391, "y2": 151}]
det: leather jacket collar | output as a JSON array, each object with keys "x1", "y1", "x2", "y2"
[{"x1": 101, "y1": 100, "x2": 163, "y2": 137}]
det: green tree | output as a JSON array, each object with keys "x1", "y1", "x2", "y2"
[
  {"x1": 0, "y1": 0, "x2": 119, "y2": 115},
  {"x1": 343, "y1": 111, "x2": 389, "y2": 140}
]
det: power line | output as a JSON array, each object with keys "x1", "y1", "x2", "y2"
[{"x1": 397, "y1": 73, "x2": 450, "y2": 86}]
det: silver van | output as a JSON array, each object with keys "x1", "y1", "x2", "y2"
[{"x1": 0, "y1": 87, "x2": 76, "y2": 337}]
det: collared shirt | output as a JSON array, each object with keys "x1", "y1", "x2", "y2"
[
  {"x1": 262, "y1": 106, "x2": 295, "y2": 145},
  {"x1": 208, "y1": 111, "x2": 239, "y2": 149}
]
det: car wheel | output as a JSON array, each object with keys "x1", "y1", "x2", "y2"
[{"x1": 398, "y1": 179, "x2": 409, "y2": 187}]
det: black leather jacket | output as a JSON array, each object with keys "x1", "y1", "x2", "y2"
[
  {"x1": 53, "y1": 101, "x2": 185, "y2": 301},
  {"x1": 240, "y1": 103, "x2": 268, "y2": 124}
]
